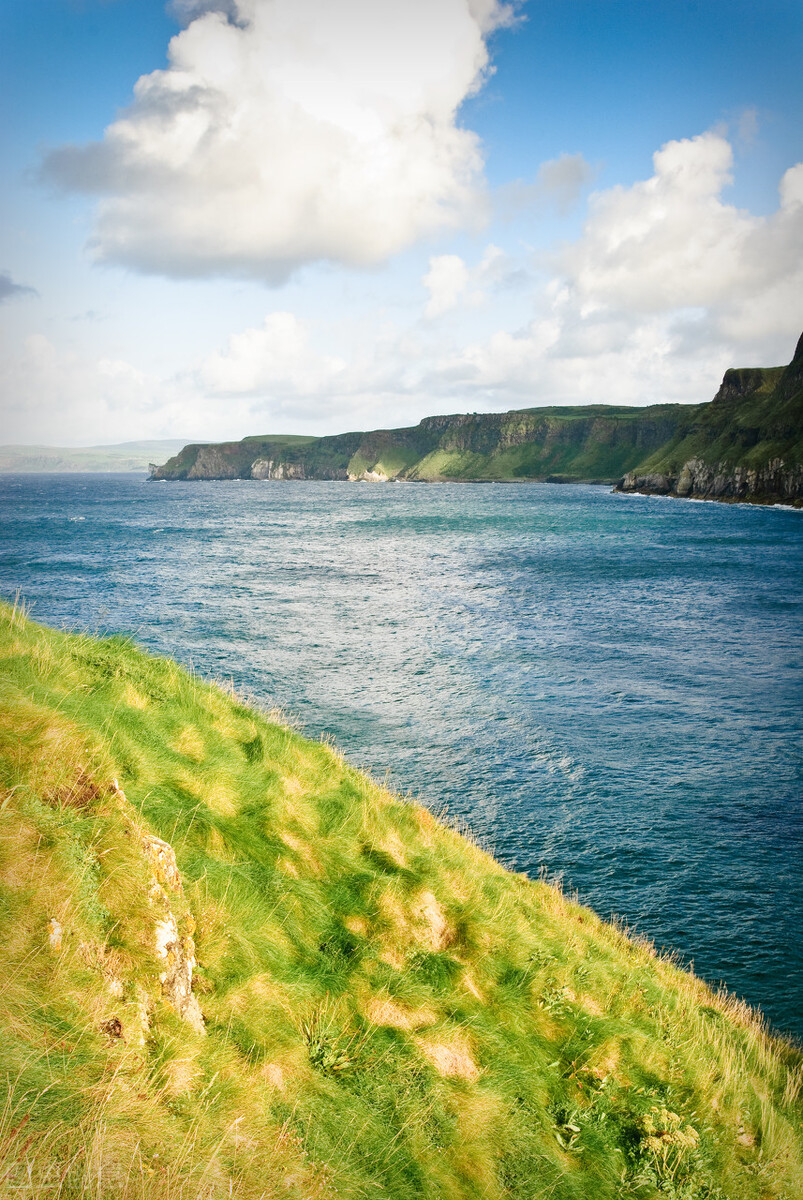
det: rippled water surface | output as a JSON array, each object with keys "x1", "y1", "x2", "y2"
[{"x1": 2, "y1": 474, "x2": 801, "y2": 1037}]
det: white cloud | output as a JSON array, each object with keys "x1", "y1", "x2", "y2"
[
  {"x1": 422, "y1": 243, "x2": 529, "y2": 317},
  {"x1": 554, "y1": 132, "x2": 803, "y2": 329},
  {"x1": 423, "y1": 255, "x2": 471, "y2": 317},
  {"x1": 200, "y1": 312, "x2": 346, "y2": 394},
  {"x1": 11, "y1": 130, "x2": 802, "y2": 444},
  {"x1": 43, "y1": 0, "x2": 518, "y2": 283},
  {"x1": 432, "y1": 132, "x2": 803, "y2": 403}
]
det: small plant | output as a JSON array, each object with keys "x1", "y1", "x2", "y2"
[
  {"x1": 539, "y1": 984, "x2": 573, "y2": 1016},
  {"x1": 301, "y1": 1000, "x2": 369, "y2": 1076},
  {"x1": 637, "y1": 1105, "x2": 700, "y2": 1182}
]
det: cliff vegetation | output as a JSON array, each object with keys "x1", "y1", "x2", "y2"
[
  {"x1": 150, "y1": 407, "x2": 692, "y2": 488},
  {"x1": 1, "y1": 600, "x2": 802, "y2": 1199}
]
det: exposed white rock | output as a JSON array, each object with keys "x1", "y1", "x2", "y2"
[
  {"x1": 141, "y1": 831, "x2": 205, "y2": 1035},
  {"x1": 47, "y1": 917, "x2": 63, "y2": 951},
  {"x1": 112, "y1": 782, "x2": 205, "y2": 1035}
]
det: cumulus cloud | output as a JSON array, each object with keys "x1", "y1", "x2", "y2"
[
  {"x1": 43, "y1": 0, "x2": 518, "y2": 283},
  {"x1": 432, "y1": 132, "x2": 803, "y2": 403},
  {"x1": 10, "y1": 129, "x2": 802, "y2": 443},
  {"x1": 422, "y1": 244, "x2": 528, "y2": 316},
  {"x1": 0, "y1": 271, "x2": 37, "y2": 303},
  {"x1": 553, "y1": 132, "x2": 803, "y2": 340}
]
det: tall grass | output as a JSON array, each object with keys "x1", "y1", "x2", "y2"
[{"x1": 0, "y1": 600, "x2": 801, "y2": 1198}]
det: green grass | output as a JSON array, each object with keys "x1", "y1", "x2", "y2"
[
  {"x1": 240, "y1": 435, "x2": 318, "y2": 446},
  {"x1": 346, "y1": 447, "x2": 422, "y2": 479},
  {"x1": 1, "y1": 598, "x2": 801, "y2": 1198}
]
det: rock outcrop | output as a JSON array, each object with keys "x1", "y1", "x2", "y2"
[
  {"x1": 616, "y1": 334, "x2": 803, "y2": 506},
  {"x1": 620, "y1": 458, "x2": 803, "y2": 505},
  {"x1": 64, "y1": 782, "x2": 207, "y2": 1039},
  {"x1": 140, "y1": 829, "x2": 205, "y2": 1035}
]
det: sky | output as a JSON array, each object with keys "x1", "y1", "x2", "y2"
[{"x1": 1, "y1": 0, "x2": 802, "y2": 446}]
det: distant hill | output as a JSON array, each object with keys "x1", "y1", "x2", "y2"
[
  {"x1": 0, "y1": 439, "x2": 192, "y2": 474},
  {"x1": 150, "y1": 335, "x2": 803, "y2": 505},
  {"x1": 151, "y1": 404, "x2": 696, "y2": 487}
]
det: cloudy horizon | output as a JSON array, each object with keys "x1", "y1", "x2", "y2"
[{"x1": 1, "y1": 0, "x2": 801, "y2": 447}]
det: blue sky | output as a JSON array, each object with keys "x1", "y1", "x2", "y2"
[{"x1": 1, "y1": 0, "x2": 801, "y2": 445}]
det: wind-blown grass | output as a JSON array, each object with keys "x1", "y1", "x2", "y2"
[{"x1": 0, "y1": 599, "x2": 801, "y2": 1198}]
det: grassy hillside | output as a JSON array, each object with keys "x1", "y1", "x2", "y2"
[
  {"x1": 150, "y1": 406, "x2": 692, "y2": 484},
  {"x1": 1, "y1": 600, "x2": 802, "y2": 1199},
  {"x1": 149, "y1": 336, "x2": 803, "y2": 502}
]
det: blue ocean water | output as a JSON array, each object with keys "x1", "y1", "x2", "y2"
[{"x1": 1, "y1": 474, "x2": 801, "y2": 1038}]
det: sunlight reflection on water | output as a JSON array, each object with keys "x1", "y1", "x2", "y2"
[{"x1": 1, "y1": 474, "x2": 801, "y2": 1037}]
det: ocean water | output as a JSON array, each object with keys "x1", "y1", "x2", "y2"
[{"x1": 1, "y1": 473, "x2": 801, "y2": 1038}]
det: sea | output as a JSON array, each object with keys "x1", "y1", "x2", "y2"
[{"x1": 1, "y1": 473, "x2": 801, "y2": 1039}]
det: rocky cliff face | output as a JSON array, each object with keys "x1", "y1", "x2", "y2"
[
  {"x1": 616, "y1": 333, "x2": 803, "y2": 506},
  {"x1": 251, "y1": 458, "x2": 349, "y2": 480},
  {"x1": 619, "y1": 458, "x2": 803, "y2": 505}
]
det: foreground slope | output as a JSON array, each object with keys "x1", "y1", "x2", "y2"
[{"x1": 1, "y1": 601, "x2": 801, "y2": 1200}]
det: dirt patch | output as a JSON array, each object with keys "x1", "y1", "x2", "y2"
[
  {"x1": 412, "y1": 890, "x2": 455, "y2": 951},
  {"x1": 364, "y1": 996, "x2": 437, "y2": 1031},
  {"x1": 418, "y1": 1035, "x2": 480, "y2": 1082},
  {"x1": 580, "y1": 992, "x2": 604, "y2": 1017}
]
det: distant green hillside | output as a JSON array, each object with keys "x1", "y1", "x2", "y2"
[
  {"x1": 151, "y1": 405, "x2": 694, "y2": 486},
  {"x1": 150, "y1": 335, "x2": 803, "y2": 503},
  {"x1": 0, "y1": 440, "x2": 191, "y2": 474},
  {"x1": 1, "y1": 600, "x2": 802, "y2": 1199}
]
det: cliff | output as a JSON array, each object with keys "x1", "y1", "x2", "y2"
[
  {"x1": 150, "y1": 405, "x2": 693, "y2": 486},
  {"x1": 150, "y1": 336, "x2": 803, "y2": 504},
  {"x1": 1, "y1": 599, "x2": 802, "y2": 1199},
  {"x1": 617, "y1": 333, "x2": 803, "y2": 504}
]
